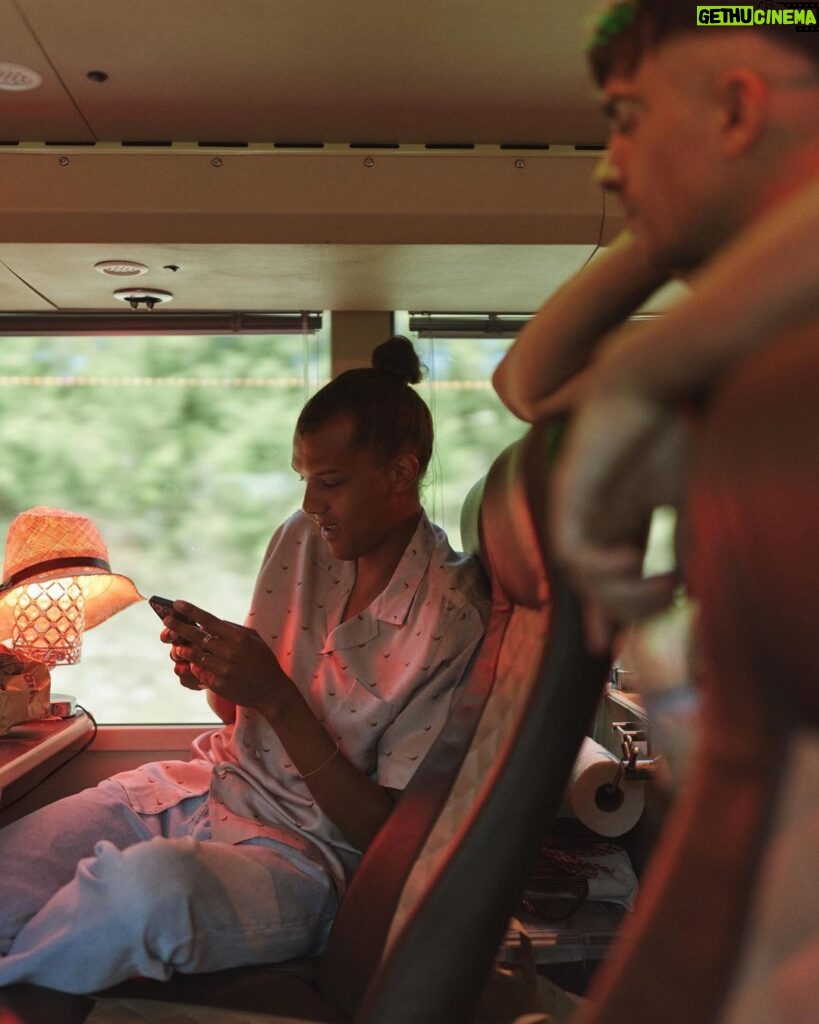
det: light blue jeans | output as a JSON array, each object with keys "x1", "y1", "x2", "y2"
[{"x1": 0, "y1": 780, "x2": 338, "y2": 994}]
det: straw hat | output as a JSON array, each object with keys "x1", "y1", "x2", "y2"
[{"x1": 0, "y1": 507, "x2": 143, "y2": 641}]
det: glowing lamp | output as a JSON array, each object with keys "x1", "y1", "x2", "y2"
[
  {"x1": 11, "y1": 575, "x2": 86, "y2": 665},
  {"x1": 0, "y1": 507, "x2": 143, "y2": 665}
]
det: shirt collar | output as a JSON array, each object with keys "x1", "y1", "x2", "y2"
[
  {"x1": 320, "y1": 511, "x2": 436, "y2": 653},
  {"x1": 374, "y1": 510, "x2": 436, "y2": 628}
]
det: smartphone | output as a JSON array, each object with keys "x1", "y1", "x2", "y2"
[{"x1": 149, "y1": 595, "x2": 199, "y2": 628}]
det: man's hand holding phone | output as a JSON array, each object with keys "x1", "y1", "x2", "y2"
[
  {"x1": 150, "y1": 595, "x2": 208, "y2": 690},
  {"x1": 149, "y1": 595, "x2": 199, "y2": 631},
  {"x1": 150, "y1": 595, "x2": 290, "y2": 721}
]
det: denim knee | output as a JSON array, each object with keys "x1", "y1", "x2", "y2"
[{"x1": 82, "y1": 837, "x2": 205, "y2": 970}]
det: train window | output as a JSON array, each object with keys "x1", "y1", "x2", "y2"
[
  {"x1": 0, "y1": 314, "x2": 525, "y2": 723},
  {"x1": 398, "y1": 312, "x2": 528, "y2": 550},
  {"x1": 0, "y1": 324, "x2": 329, "y2": 723}
]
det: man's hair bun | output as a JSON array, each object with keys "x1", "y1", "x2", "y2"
[
  {"x1": 296, "y1": 333, "x2": 433, "y2": 479},
  {"x1": 371, "y1": 335, "x2": 424, "y2": 385}
]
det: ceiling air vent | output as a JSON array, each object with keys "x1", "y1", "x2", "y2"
[
  {"x1": 0, "y1": 63, "x2": 42, "y2": 91},
  {"x1": 95, "y1": 260, "x2": 149, "y2": 278}
]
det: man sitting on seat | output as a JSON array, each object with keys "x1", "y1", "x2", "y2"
[{"x1": 0, "y1": 336, "x2": 489, "y2": 994}]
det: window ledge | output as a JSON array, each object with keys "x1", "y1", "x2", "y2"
[{"x1": 90, "y1": 722, "x2": 216, "y2": 752}]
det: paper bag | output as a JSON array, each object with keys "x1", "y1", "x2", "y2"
[{"x1": 0, "y1": 643, "x2": 52, "y2": 734}]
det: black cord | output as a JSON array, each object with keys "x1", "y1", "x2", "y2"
[{"x1": 74, "y1": 703, "x2": 99, "y2": 747}]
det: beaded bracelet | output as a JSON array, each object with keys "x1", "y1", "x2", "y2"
[{"x1": 299, "y1": 743, "x2": 340, "y2": 780}]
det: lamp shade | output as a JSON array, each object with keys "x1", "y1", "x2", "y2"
[{"x1": 0, "y1": 507, "x2": 144, "y2": 646}]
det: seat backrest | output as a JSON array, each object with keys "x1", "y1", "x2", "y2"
[{"x1": 317, "y1": 419, "x2": 611, "y2": 1024}]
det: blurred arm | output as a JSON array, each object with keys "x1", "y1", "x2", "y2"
[
  {"x1": 492, "y1": 231, "x2": 667, "y2": 421},
  {"x1": 551, "y1": 179, "x2": 819, "y2": 642},
  {"x1": 588, "y1": 178, "x2": 819, "y2": 403}
]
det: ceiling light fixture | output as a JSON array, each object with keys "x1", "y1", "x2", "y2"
[{"x1": 114, "y1": 288, "x2": 174, "y2": 311}]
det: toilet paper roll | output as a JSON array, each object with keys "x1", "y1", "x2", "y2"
[{"x1": 566, "y1": 737, "x2": 645, "y2": 837}]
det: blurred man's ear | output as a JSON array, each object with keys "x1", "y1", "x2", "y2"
[{"x1": 718, "y1": 67, "x2": 768, "y2": 157}]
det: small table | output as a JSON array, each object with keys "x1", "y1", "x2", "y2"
[{"x1": 0, "y1": 710, "x2": 95, "y2": 809}]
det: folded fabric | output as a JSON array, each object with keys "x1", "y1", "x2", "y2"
[
  {"x1": 523, "y1": 818, "x2": 639, "y2": 913},
  {"x1": 0, "y1": 643, "x2": 51, "y2": 734}
]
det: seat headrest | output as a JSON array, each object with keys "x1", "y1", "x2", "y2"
[
  {"x1": 459, "y1": 474, "x2": 486, "y2": 562},
  {"x1": 460, "y1": 419, "x2": 565, "y2": 609}
]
